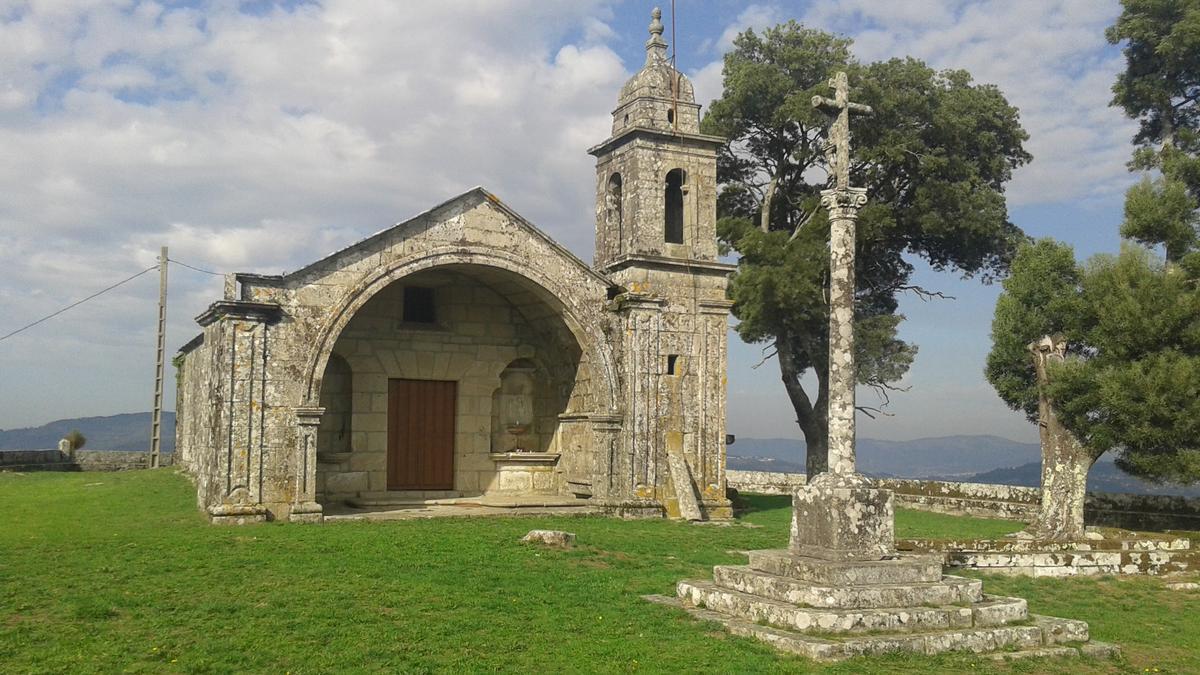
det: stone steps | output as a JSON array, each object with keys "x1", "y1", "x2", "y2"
[
  {"x1": 676, "y1": 579, "x2": 1028, "y2": 634},
  {"x1": 944, "y1": 549, "x2": 1198, "y2": 577},
  {"x1": 900, "y1": 536, "x2": 1192, "y2": 553},
  {"x1": 645, "y1": 595, "x2": 1114, "y2": 661},
  {"x1": 712, "y1": 564, "x2": 983, "y2": 609},
  {"x1": 747, "y1": 548, "x2": 943, "y2": 585}
]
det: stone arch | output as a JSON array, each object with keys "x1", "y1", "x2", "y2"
[{"x1": 300, "y1": 246, "x2": 618, "y2": 416}]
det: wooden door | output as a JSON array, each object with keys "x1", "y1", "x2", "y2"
[{"x1": 388, "y1": 379, "x2": 456, "y2": 490}]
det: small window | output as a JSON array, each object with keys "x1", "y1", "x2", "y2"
[
  {"x1": 606, "y1": 172, "x2": 623, "y2": 234},
  {"x1": 402, "y1": 286, "x2": 436, "y2": 324},
  {"x1": 664, "y1": 169, "x2": 685, "y2": 244},
  {"x1": 667, "y1": 108, "x2": 675, "y2": 124},
  {"x1": 623, "y1": 113, "x2": 629, "y2": 126},
  {"x1": 666, "y1": 354, "x2": 679, "y2": 375}
]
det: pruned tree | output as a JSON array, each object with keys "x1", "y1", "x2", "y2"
[
  {"x1": 984, "y1": 240, "x2": 1096, "y2": 540},
  {"x1": 987, "y1": 241, "x2": 1200, "y2": 539},
  {"x1": 704, "y1": 22, "x2": 1030, "y2": 474}
]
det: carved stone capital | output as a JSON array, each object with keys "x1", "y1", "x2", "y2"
[
  {"x1": 294, "y1": 406, "x2": 326, "y2": 427},
  {"x1": 819, "y1": 187, "x2": 868, "y2": 216}
]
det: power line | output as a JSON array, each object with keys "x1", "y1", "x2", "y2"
[
  {"x1": 168, "y1": 257, "x2": 223, "y2": 276},
  {"x1": 0, "y1": 265, "x2": 160, "y2": 343}
]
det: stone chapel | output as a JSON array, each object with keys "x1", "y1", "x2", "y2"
[{"x1": 174, "y1": 9, "x2": 734, "y2": 524}]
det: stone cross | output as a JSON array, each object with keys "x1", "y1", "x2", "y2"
[
  {"x1": 811, "y1": 71, "x2": 873, "y2": 193},
  {"x1": 812, "y1": 72, "x2": 871, "y2": 478}
]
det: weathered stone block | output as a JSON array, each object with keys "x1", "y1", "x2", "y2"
[
  {"x1": 498, "y1": 470, "x2": 532, "y2": 492},
  {"x1": 790, "y1": 474, "x2": 895, "y2": 561},
  {"x1": 349, "y1": 451, "x2": 386, "y2": 472},
  {"x1": 520, "y1": 529, "x2": 576, "y2": 546},
  {"x1": 710, "y1": 565, "x2": 983, "y2": 609},
  {"x1": 747, "y1": 549, "x2": 943, "y2": 586},
  {"x1": 326, "y1": 471, "x2": 369, "y2": 494}
]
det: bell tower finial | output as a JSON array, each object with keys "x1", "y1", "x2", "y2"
[{"x1": 645, "y1": 7, "x2": 668, "y2": 64}]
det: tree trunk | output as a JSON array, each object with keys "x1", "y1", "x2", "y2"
[
  {"x1": 760, "y1": 175, "x2": 778, "y2": 233},
  {"x1": 776, "y1": 336, "x2": 829, "y2": 477},
  {"x1": 1026, "y1": 335, "x2": 1094, "y2": 541}
]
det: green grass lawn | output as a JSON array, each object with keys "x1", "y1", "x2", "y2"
[{"x1": 1, "y1": 470, "x2": 1196, "y2": 674}]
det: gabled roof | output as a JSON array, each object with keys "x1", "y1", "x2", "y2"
[{"x1": 236, "y1": 187, "x2": 613, "y2": 289}]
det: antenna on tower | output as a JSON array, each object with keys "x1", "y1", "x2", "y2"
[{"x1": 670, "y1": 0, "x2": 679, "y2": 134}]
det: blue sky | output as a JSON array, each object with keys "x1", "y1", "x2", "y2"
[{"x1": 0, "y1": 1, "x2": 1136, "y2": 444}]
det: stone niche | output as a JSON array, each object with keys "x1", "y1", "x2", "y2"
[{"x1": 489, "y1": 358, "x2": 561, "y2": 495}]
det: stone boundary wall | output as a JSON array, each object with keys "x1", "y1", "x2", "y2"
[
  {"x1": 727, "y1": 470, "x2": 1200, "y2": 531},
  {"x1": 0, "y1": 450, "x2": 173, "y2": 472}
]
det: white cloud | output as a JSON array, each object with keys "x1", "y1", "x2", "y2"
[
  {"x1": 800, "y1": 0, "x2": 1136, "y2": 207},
  {"x1": 689, "y1": 0, "x2": 1135, "y2": 208},
  {"x1": 0, "y1": 0, "x2": 623, "y2": 426}
]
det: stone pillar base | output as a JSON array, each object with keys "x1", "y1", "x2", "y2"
[
  {"x1": 289, "y1": 501, "x2": 324, "y2": 524},
  {"x1": 208, "y1": 503, "x2": 268, "y2": 526},
  {"x1": 701, "y1": 498, "x2": 734, "y2": 521},
  {"x1": 602, "y1": 500, "x2": 666, "y2": 519},
  {"x1": 790, "y1": 472, "x2": 895, "y2": 561}
]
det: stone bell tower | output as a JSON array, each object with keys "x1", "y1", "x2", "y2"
[{"x1": 589, "y1": 7, "x2": 733, "y2": 520}]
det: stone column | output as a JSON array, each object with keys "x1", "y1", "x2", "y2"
[
  {"x1": 822, "y1": 187, "x2": 867, "y2": 476},
  {"x1": 790, "y1": 72, "x2": 893, "y2": 561},
  {"x1": 789, "y1": 186, "x2": 894, "y2": 562},
  {"x1": 588, "y1": 412, "x2": 623, "y2": 501},
  {"x1": 698, "y1": 299, "x2": 734, "y2": 518},
  {"x1": 290, "y1": 406, "x2": 325, "y2": 523},
  {"x1": 617, "y1": 293, "x2": 665, "y2": 500}
]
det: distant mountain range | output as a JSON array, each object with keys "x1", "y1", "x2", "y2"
[
  {"x1": 5, "y1": 417, "x2": 1197, "y2": 498},
  {"x1": 965, "y1": 461, "x2": 1200, "y2": 497},
  {"x1": 728, "y1": 435, "x2": 1044, "y2": 479},
  {"x1": 0, "y1": 412, "x2": 175, "y2": 452},
  {"x1": 727, "y1": 435, "x2": 1200, "y2": 497}
]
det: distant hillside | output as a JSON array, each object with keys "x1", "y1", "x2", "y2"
[
  {"x1": 727, "y1": 456, "x2": 807, "y2": 473},
  {"x1": 0, "y1": 413, "x2": 175, "y2": 452},
  {"x1": 728, "y1": 435, "x2": 1042, "y2": 479},
  {"x1": 728, "y1": 435, "x2": 1200, "y2": 497},
  {"x1": 965, "y1": 461, "x2": 1200, "y2": 498}
]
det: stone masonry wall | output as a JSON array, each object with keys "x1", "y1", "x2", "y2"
[
  {"x1": 177, "y1": 190, "x2": 626, "y2": 521},
  {"x1": 0, "y1": 450, "x2": 174, "y2": 471},
  {"x1": 727, "y1": 470, "x2": 1200, "y2": 531}
]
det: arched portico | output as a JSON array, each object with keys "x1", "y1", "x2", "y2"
[{"x1": 295, "y1": 247, "x2": 621, "y2": 510}]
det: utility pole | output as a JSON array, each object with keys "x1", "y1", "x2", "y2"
[{"x1": 150, "y1": 246, "x2": 167, "y2": 469}]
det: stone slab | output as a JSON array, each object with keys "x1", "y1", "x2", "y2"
[
  {"x1": 747, "y1": 549, "x2": 943, "y2": 585},
  {"x1": 985, "y1": 646, "x2": 1080, "y2": 661},
  {"x1": 943, "y1": 550, "x2": 1196, "y2": 577},
  {"x1": 711, "y1": 565, "x2": 983, "y2": 609},
  {"x1": 675, "y1": 580, "x2": 1030, "y2": 634},
  {"x1": 1079, "y1": 641, "x2": 1122, "y2": 658},
  {"x1": 1031, "y1": 614, "x2": 1089, "y2": 644},
  {"x1": 644, "y1": 595, "x2": 1058, "y2": 661},
  {"x1": 899, "y1": 537, "x2": 1191, "y2": 553}
]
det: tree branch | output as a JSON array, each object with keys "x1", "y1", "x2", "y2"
[
  {"x1": 855, "y1": 404, "x2": 894, "y2": 419},
  {"x1": 752, "y1": 345, "x2": 778, "y2": 369},
  {"x1": 896, "y1": 284, "x2": 956, "y2": 301}
]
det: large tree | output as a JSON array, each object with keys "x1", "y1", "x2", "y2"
[
  {"x1": 703, "y1": 23, "x2": 1030, "y2": 474},
  {"x1": 1107, "y1": 0, "x2": 1200, "y2": 263},
  {"x1": 980, "y1": 1, "x2": 1200, "y2": 540},
  {"x1": 986, "y1": 241, "x2": 1200, "y2": 539},
  {"x1": 984, "y1": 239, "x2": 1095, "y2": 540}
]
